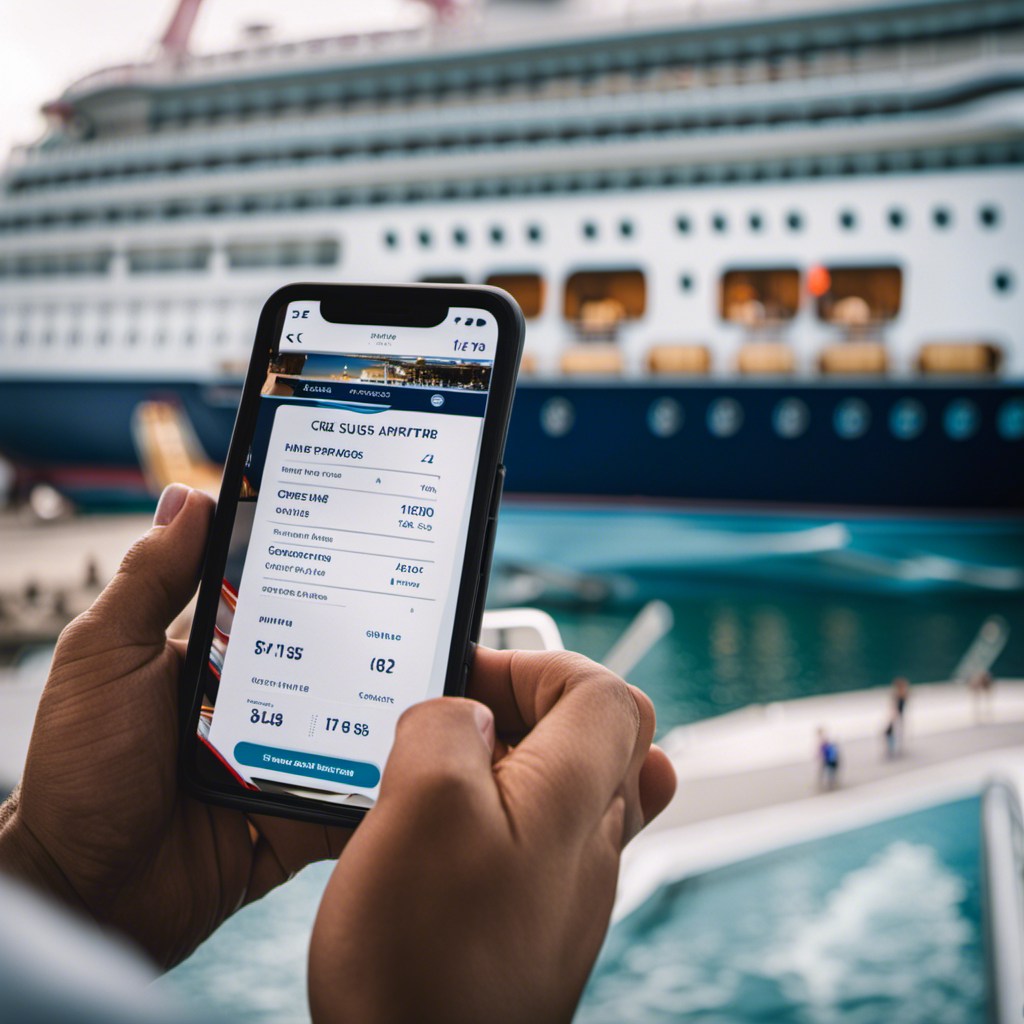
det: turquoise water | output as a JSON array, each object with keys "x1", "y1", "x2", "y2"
[
  {"x1": 578, "y1": 797, "x2": 984, "y2": 1024},
  {"x1": 543, "y1": 590, "x2": 1024, "y2": 737},
  {"x1": 161, "y1": 797, "x2": 984, "y2": 1023}
]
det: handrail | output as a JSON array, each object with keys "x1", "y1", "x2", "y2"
[{"x1": 981, "y1": 778, "x2": 1024, "y2": 1024}]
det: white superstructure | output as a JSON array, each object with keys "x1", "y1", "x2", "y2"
[{"x1": 0, "y1": 0, "x2": 1020, "y2": 383}]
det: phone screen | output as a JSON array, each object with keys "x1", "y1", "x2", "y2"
[{"x1": 196, "y1": 299, "x2": 498, "y2": 810}]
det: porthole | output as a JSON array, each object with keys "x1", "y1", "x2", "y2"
[
  {"x1": 418, "y1": 229, "x2": 432, "y2": 248},
  {"x1": 619, "y1": 219, "x2": 634, "y2": 238},
  {"x1": 526, "y1": 223, "x2": 543, "y2": 243},
  {"x1": 383, "y1": 230, "x2": 398, "y2": 249},
  {"x1": 706, "y1": 398, "x2": 743, "y2": 438},
  {"x1": 997, "y1": 399, "x2": 1024, "y2": 440},
  {"x1": 943, "y1": 399, "x2": 979, "y2": 441},
  {"x1": 748, "y1": 212, "x2": 764, "y2": 232},
  {"x1": 711, "y1": 213, "x2": 727, "y2": 233},
  {"x1": 834, "y1": 398, "x2": 870, "y2": 439},
  {"x1": 582, "y1": 221, "x2": 598, "y2": 240},
  {"x1": 980, "y1": 204, "x2": 1000, "y2": 229},
  {"x1": 452, "y1": 227, "x2": 468, "y2": 246},
  {"x1": 839, "y1": 209, "x2": 857, "y2": 231},
  {"x1": 490, "y1": 225, "x2": 505, "y2": 244},
  {"x1": 889, "y1": 398, "x2": 926, "y2": 440},
  {"x1": 540, "y1": 397, "x2": 575, "y2": 437},
  {"x1": 647, "y1": 397, "x2": 683, "y2": 438},
  {"x1": 887, "y1": 208, "x2": 905, "y2": 229},
  {"x1": 676, "y1": 214, "x2": 691, "y2": 234},
  {"x1": 679, "y1": 273, "x2": 694, "y2": 292},
  {"x1": 993, "y1": 270, "x2": 1014, "y2": 295},
  {"x1": 932, "y1": 207, "x2": 952, "y2": 229},
  {"x1": 97, "y1": 332, "x2": 109, "y2": 346},
  {"x1": 786, "y1": 211, "x2": 803, "y2": 231},
  {"x1": 773, "y1": 398, "x2": 810, "y2": 439}
]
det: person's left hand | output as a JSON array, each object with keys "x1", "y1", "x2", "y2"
[{"x1": 0, "y1": 484, "x2": 351, "y2": 968}]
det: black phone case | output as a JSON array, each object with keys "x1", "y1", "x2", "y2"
[{"x1": 178, "y1": 283, "x2": 524, "y2": 826}]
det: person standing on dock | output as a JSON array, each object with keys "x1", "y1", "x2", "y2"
[
  {"x1": 817, "y1": 727, "x2": 841, "y2": 789},
  {"x1": 885, "y1": 676, "x2": 911, "y2": 757}
]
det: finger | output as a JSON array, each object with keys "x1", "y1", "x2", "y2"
[
  {"x1": 493, "y1": 652, "x2": 643, "y2": 842},
  {"x1": 620, "y1": 686, "x2": 658, "y2": 843},
  {"x1": 244, "y1": 815, "x2": 352, "y2": 904},
  {"x1": 88, "y1": 486, "x2": 215, "y2": 647},
  {"x1": 376, "y1": 697, "x2": 496, "y2": 819},
  {"x1": 638, "y1": 746, "x2": 677, "y2": 828},
  {"x1": 465, "y1": 646, "x2": 529, "y2": 735}
]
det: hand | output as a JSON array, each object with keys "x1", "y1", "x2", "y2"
[
  {"x1": 309, "y1": 647, "x2": 676, "y2": 1024},
  {"x1": 0, "y1": 484, "x2": 351, "y2": 968}
]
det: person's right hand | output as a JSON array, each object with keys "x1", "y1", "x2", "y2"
[{"x1": 308, "y1": 646, "x2": 676, "y2": 1024}]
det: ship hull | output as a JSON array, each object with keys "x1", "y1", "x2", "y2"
[{"x1": 7, "y1": 377, "x2": 1024, "y2": 511}]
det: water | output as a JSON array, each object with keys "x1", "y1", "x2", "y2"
[
  {"x1": 544, "y1": 589, "x2": 1024, "y2": 737},
  {"x1": 577, "y1": 797, "x2": 984, "y2": 1024},
  {"x1": 160, "y1": 797, "x2": 985, "y2": 1023}
]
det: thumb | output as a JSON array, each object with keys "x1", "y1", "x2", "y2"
[
  {"x1": 377, "y1": 697, "x2": 495, "y2": 814},
  {"x1": 86, "y1": 484, "x2": 215, "y2": 647}
]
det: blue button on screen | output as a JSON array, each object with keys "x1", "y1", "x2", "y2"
[{"x1": 234, "y1": 742, "x2": 381, "y2": 789}]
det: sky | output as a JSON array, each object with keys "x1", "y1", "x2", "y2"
[{"x1": 0, "y1": 0, "x2": 426, "y2": 157}]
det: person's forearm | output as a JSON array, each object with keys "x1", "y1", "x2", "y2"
[{"x1": 0, "y1": 785, "x2": 88, "y2": 911}]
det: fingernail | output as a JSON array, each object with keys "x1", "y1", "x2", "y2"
[
  {"x1": 472, "y1": 701, "x2": 493, "y2": 735},
  {"x1": 154, "y1": 484, "x2": 190, "y2": 526}
]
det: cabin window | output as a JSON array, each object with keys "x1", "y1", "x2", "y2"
[
  {"x1": 979, "y1": 204, "x2": 1000, "y2": 229},
  {"x1": 128, "y1": 244, "x2": 211, "y2": 274},
  {"x1": 720, "y1": 268, "x2": 800, "y2": 324},
  {"x1": 815, "y1": 266, "x2": 903, "y2": 324},
  {"x1": 526, "y1": 223, "x2": 543, "y2": 243},
  {"x1": 993, "y1": 270, "x2": 1014, "y2": 295},
  {"x1": 932, "y1": 207, "x2": 952, "y2": 229},
  {"x1": 485, "y1": 273, "x2": 545, "y2": 318},
  {"x1": 839, "y1": 209, "x2": 857, "y2": 231},
  {"x1": 564, "y1": 269, "x2": 646, "y2": 335},
  {"x1": 225, "y1": 238, "x2": 338, "y2": 270}
]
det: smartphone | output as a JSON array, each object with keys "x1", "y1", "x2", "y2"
[{"x1": 179, "y1": 283, "x2": 524, "y2": 826}]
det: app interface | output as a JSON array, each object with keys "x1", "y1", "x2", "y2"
[{"x1": 198, "y1": 301, "x2": 495, "y2": 808}]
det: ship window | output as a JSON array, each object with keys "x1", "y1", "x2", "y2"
[
  {"x1": 1, "y1": 249, "x2": 113, "y2": 278},
  {"x1": 128, "y1": 244, "x2": 212, "y2": 273},
  {"x1": 564, "y1": 269, "x2": 646, "y2": 327},
  {"x1": 816, "y1": 265, "x2": 903, "y2": 324},
  {"x1": 452, "y1": 227, "x2": 468, "y2": 246},
  {"x1": 418, "y1": 229, "x2": 432, "y2": 248},
  {"x1": 979, "y1": 204, "x2": 1000, "y2": 228},
  {"x1": 712, "y1": 213, "x2": 727, "y2": 233},
  {"x1": 748, "y1": 212, "x2": 764, "y2": 232},
  {"x1": 888, "y1": 208, "x2": 906, "y2": 229},
  {"x1": 490, "y1": 225, "x2": 505, "y2": 244},
  {"x1": 226, "y1": 238, "x2": 339, "y2": 269},
  {"x1": 582, "y1": 221, "x2": 598, "y2": 240},
  {"x1": 485, "y1": 273, "x2": 544, "y2": 318},
  {"x1": 839, "y1": 209, "x2": 857, "y2": 231},
  {"x1": 619, "y1": 219, "x2": 634, "y2": 238},
  {"x1": 993, "y1": 270, "x2": 1014, "y2": 294},
  {"x1": 383, "y1": 231, "x2": 398, "y2": 249},
  {"x1": 680, "y1": 273, "x2": 694, "y2": 292},
  {"x1": 526, "y1": 223, "x2": 543, "y2": 243},
  {"x1": 932, "y1": 207, "x2": 952, "y2": 228},
  {"x1": 720, "y1": 268, "x2": 800, "y2": 324}
]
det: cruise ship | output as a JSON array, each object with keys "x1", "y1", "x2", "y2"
[{"x1": 0, "y1": 0, "x2": 1022, "y2": 517}]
